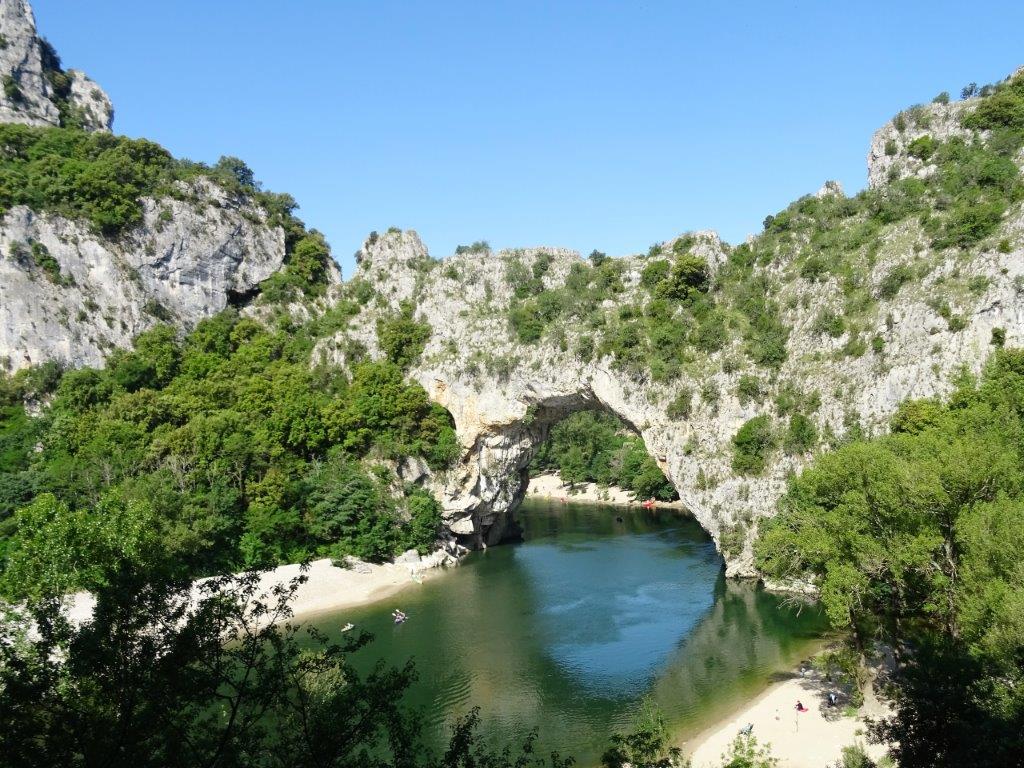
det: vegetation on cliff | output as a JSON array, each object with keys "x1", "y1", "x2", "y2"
[
  {"x1": 0, "y1": 310, "x2": 458, "y2": 595},
  {"x1": 494, "y1": 70, "x2": 1024, "y2": 405},
  {"x1": 0, "y1": 123, "x2": 333, "y2": 298},
  {"x1": 756, "y1": 348, "x2": 1024, "y2": 765}
]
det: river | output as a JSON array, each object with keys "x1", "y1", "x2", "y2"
[{"x1": 304, "y1": 498, "x2": 827, "y2": 766}]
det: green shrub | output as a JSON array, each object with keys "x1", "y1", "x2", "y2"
[
  {"x1": 654, "y1": 254, "x2": 709, "y2": 302},
  {"x1": 666, "y1": 387, "x2": 693, "y2": 419},
  {"x1": 509, "y1": 301, "x2": 544, "y2": 343},
  {"x1": 2, "y1": 75, "x2": 22, "y2": 103},
  {"x1": 907, "y1": 135, "x2": 938, "y2": 160},
  {"x1": 843, "y1": 335, "x2": 868, "y2": 358},
  {"x1": 784, "y1": 413, "x2": 818, "y2": 455},
  {"x1": 732, "y1": 415, "x2": 777, "y2": 475},
  {"x1": 736, "y1": 374, "x2": 763, "y2": 405},
  {"x1": 879, "y1": 264, "x2": 914, "y2": 299},
  {"x1": 377, "y1": 301, "x2": 431, "y2": 368},
  {"x1": 454, "y1": 241, "x2": 490, "y2": 255},
  {"x1": 640, "y1": 259, "x2": 669, "y2": 288},
  {"x1": 814, "y1": 310, "x2": 845, "y2": 338}
]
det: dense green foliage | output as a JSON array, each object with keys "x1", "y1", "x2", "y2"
[
  {"x1": 600, "y1": 699, "x2": 682, "y2": 768},
  {"x1": 731, "y1": 415, "x2": 777, "y2": 475},
  {"x1": 377, "y1": 300, "x2": 432, "y2": 370},
  {"x1": 503, "y1": 241, "x2": 734, "y2": 382},
  {"x1": 0, "y1": 311, "x2": 458, "y2": 593},
  {"x1": 0, "y1": 124, "x2": 333, "y2": 298},
  {"x1": 0, "y1": 512, "x2": 575, "y2": 768},
  {"x1": 756, "y1": 349, "x2": 1024, "y2": 765},
  {"x1": 530, "y1": 411, "x2": 677, "y2": 501}
]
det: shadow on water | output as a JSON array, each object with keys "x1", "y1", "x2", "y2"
[{"x1": 304, "y1": 499, "x2": 827, "y2": 767}]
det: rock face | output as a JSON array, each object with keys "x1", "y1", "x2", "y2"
[
  {"x1": 0, "y1": 179, "x2": 286, "y2": 371},
  {"x1": 866, "y1": 99, "x2": 975, "y2": 189},
  {"x1": 318, "y1": 86, "x2": 1024, "y2": 575},
  {"x1": 0, "y1": 1, "x2": 286, "y2": 372},
  {"x1": 0, "y1": 0, "x2": 112, "y2": 131}
]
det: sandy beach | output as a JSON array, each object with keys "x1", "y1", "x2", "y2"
[
  {"x1": 527, "y1": 472, "x2": 688, "y2": 509},
  {"x1": 66, "y1": 555, "x2": 452, "y2": 627},
  {"x1": 684, "y1": 665, "x2": 891, "y2": 767},
  {"x1": 248, "y1": 556, "x2": 450, "y2": 620}
]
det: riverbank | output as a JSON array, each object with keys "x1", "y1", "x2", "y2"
[
  {"x1": 249, "y1": 555, "x2": 452, "y2": 620},
  {"x1": 66, "y1": 552, "x2": 455, "y2": 627},
  {"x1": 527, "y1": 472, "x2": 687, "y2": 509},
  {"x1": 684, "y1": 661, "x2": 891, "y2": 767}
]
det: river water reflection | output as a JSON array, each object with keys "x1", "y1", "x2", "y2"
[{"x1": 305, "y1": 499, "x2": 827, "y2": 766}]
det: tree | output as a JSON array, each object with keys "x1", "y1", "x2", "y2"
[
  {"x1": 755, "y1": 349, "x2": 1024, "y2": 761},
  {"x1": 783, "y1": 413, "x2": 817, "y2": 455},
  {"x1": 214, "y1": 155, "x2": 258, "y2": 190},
  {"x1": 559, "y1": 445, "x2": 588, "y2": 488},
  {"x1": 719, "y1": 735, "x2": 777, "y2": 768},
  {"x1": 601, "y1": 699, "x2": 681, "y2": 768},
  {"x1": 377, "y1": 301, "x2": 432, "y2": 369},
  {"x1": 0, "y1": 552, "x2": 575, "y2": 768},
  {"x1": 731, "y1": 416, "x2": 776, "y2": 475},
  {"x1": 868, "y1": 639, "x2": 1024, "y2": 768},
  {"x1": 654, "y1": 254, "x2": 709, "y2": 302}
]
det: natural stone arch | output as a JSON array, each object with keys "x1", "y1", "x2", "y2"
[
  {"x1": 414, "y1": 365, "x2": 756, "y2": 570},
  {"x1": 436, "y1": 387, "x2": 655, "y2": 549},
  {"x1": 318, "y1": 222, "x2": 1024, "y2": 577}
]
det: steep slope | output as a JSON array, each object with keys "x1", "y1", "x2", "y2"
[
  {"x1": 319, "y1": 74, "x2": 1024, "y2": 575},
  {"x1": 0, "y1": 0, "x2": 112, "y2": 131},
  {"x1": 0, "y1": 0, "x2": 341, "y2": 374}
]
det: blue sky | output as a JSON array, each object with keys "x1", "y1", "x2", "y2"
[{"x1": 36, "y1": 1, "x2": 1024, "y2": 277}]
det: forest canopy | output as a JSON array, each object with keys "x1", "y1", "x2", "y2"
[
  {"x1": 755, "y1": 349, "x2": 1024, "y2": 765},
  {"x1": 0, "y1": 310, "x2": 458, "y2": 597}
]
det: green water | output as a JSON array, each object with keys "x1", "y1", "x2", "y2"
[{"x1": 306, "y1": 500, "x2": 827, "y2": 766}]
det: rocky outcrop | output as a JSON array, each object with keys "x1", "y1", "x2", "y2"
[
  {"x1": 65, "y1": 69, "x2": 113, "y2": 132},
  {"x1": 319, "y1": 89, "x2": 1024, "y2": 575},
  {"x1": 866, "y1": 99, "x2": 975, "y2": 189},
  {"x1": 0, "y1": 0, "x2": 112, "y2": 131},
  {"x1": 0, "y1": 1, "x2": 287, "y2": 372},
  {"x1": 0, "y1": 178, "x2": 285, "y2": 371}
]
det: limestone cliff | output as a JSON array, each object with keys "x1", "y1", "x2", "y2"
[
  {"x1": 317, "y1": 77, "x2": 1024, "y2": 576},
  {"x1": 0, "y1": 179, "x2": 286, "y2": 371},
  {"x1": 0, "y1": 1, "x2": 290, "y2": 372},
  {"x1": 0, "y1": 0, "x2": 112, "y2": 131}
]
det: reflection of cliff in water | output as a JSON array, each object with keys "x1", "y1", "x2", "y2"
[
  {"x1": 314, "y1": 501, "x2": 826, "y2": 767},
  {"x1": 647, "y1": 575, "x2": 827, "y2": 736}
]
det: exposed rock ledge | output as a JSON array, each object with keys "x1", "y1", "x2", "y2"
[
  {"x1": 319, "y1": 191, "x2": 1024, "y2": 576},
  {"x1": 0, "y1": 0, "x2": 113, "y2": 132},
  {"x1": 0, "y1": 179, "x2": 286, "y2": 372}
]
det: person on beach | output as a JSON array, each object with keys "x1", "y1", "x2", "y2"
[
  {"x1": 828, "y1": 692, "x2": 837, "y2": 707},
  {"x1": 795, "y1": 700, "x2": 808, "y2": 712}
]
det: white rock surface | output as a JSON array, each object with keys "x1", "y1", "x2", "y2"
[
  {"x1": 867, "y1": 99, "x2": 974, "y2": 189},
  {"x1": 0, "y1": 0, "x2": 112, "y2": 131},
  {"x1": 0, "y1": 178, "x2": 285, "y2": 371},
  {"x1": 66, "y1": 69, "x2": 113, "y2": 132},
  {"x1": 320, "y1": 189, "x2": 1024, "y2": 576}
]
